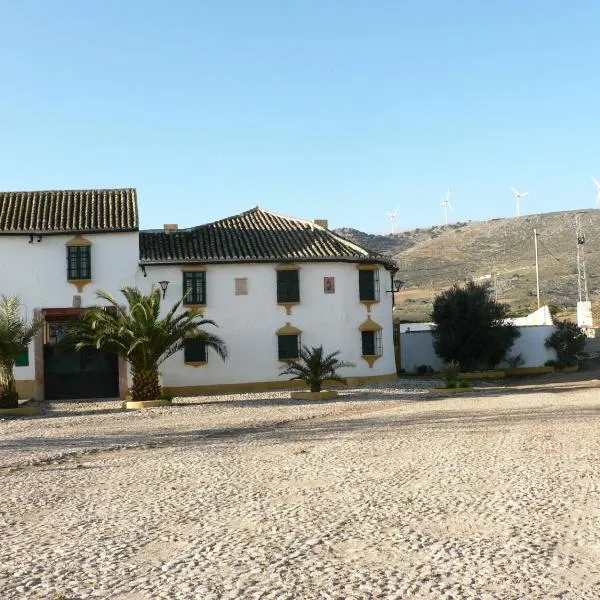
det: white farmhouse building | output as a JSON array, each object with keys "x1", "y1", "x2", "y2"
[{"x1": 1, "y1": 189, "x2": 398, "y2": 400}]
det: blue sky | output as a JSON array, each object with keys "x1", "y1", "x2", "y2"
[{"x1": 1, "y1": 1, "x2": 599, "y2": 233}]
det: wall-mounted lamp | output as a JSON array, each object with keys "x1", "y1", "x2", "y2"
[
  {"x1": 387, "y1": 277, "x2": 404, "y2": 293},
  {"x1": 158, "y1": 280, "x2": 170, "y2": 298},
  {"x1": 28, "y1": 234, "x2": 34, "y2": 244},
  {"x1": 37, "y1": 235, "x2": 42, "y2": 243},
  {"x1": 141, "y1": 265, "x2": 147, "y2": 277}
]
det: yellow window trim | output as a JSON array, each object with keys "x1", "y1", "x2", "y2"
[
  {"x1": 362, "y1": 354, "x2": 382, "y2": 368},
  {"x1": 183, "y1": 303, "x2": 206, "y2": 310},
  {"x1": 277, "y1": 301, "x2": 300, "y2": 315},
  {"x1": 276, "y1": 322, "x2": 302, "y2": 335},
  {"x1": 275, "y1": 263, "x2": 300, "y2": 271},
  {"x1": 359, "y1": 317, "x2": 382, "y2": 332},
  {"x1": 68, "y1": 278, "x2": 92, "y2": 292},
  {"x1": 66, "y1": 235, "x2": 92, "y2": 247},
  {"x1": 185, "y1": 361, "x2": 207, "y2": 368},
  {"x1": 356, "y1": 263, "x2": 379, "y2": 271},
  {"x1": 181, "y1": 266, "x2": 207, "y2": 272}
]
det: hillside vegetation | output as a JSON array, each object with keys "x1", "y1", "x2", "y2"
[{"x1": 336, "y1": 209, "x2": 600, "y2": 322}]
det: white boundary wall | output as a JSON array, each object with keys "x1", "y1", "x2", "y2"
[{"x1": 400, "y1": 325, "x2": 557, "y2": 372}]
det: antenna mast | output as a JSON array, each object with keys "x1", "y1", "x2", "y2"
[
  {"x1": 534, "y1": 229, "x2": 540, "y2": 308},
  {"x1": 575, "y1": 214, "x2": 589, "y2": 302}
]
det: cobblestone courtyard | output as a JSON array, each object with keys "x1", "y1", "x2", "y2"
[{"x1": 1, "y1": 381, "x2": 599, "y2": 599}]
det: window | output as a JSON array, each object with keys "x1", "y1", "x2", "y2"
[
  {"x1": 361, "y1": 330, "x2": 382, "y2": 356},
  {"x1": 278, "y1": 334, "x2": 300, "y2": 360},
  {"x1": 15, "y1": 349, "x2": 29, "y2": 367},
  {"x1": 67, "y1": 246, "x2": 91, "y2": 280},
  {"x1": 359, "y1": 269, "x2": 380, "y2": 302},
  {"x1": 46, "y1": 321, "x2": 70, "y2": 345},
  {"x1": 277, "y1": 269, "x2": 300, "y2": 303},
  {"x1": 183, "y1": 271, "x2": 206, "y2": 305},
  {"x1": 184, "y1": 339, "x2": 207, "y2": 363},
  {"x1": 235, "y1": 277, "x2": 248, "y2": 295}
]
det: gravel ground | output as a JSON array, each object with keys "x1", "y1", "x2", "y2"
[{"x1": 1, "y1": 379, "x2": 599, "y2": 599}]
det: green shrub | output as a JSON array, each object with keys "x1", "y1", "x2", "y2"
[
  {"x1": 416, "y1": 364, "x2": 434, "y2": 374},
  {"x1": 458, "y1": 378, "x2": 471, "y2": 388},
  {"x1": 432, "y1": 281, "x2": 519, "y2": 371},
  {"x1": 505, "y1": 353, "x2": 525, "y2": 369},
  {"x1": 442, "y1": 365, "x2": 458, "y2": 388},
  {"x1": 545, "y1": 321, "x2": 587, "y2": 367}
]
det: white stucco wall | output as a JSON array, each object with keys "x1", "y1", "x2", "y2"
[
  {"x1": 0, "y1": 232, "x2": 139, "y2": 383},
  {"x1": 400, "y1": 325, "x2": 557, "y2": 372},
  {"x1": 136, "y1": 261, "x2": 396, "y2": 387}
]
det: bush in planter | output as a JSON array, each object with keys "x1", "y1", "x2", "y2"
[
  {"x1": 544, "y1": 321, "x2": 587, "y2": 367},
  {"x1": 279, "y1": 345, "x2": 355, "y2": 392},
  {"x1": 0, "y1": 296, "x2": 43, "y2": 409},
  {"x1": 416, "y1": 364, "x2": 435, "y2": 375}
]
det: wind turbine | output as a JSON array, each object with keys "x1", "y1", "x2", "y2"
[
  {"x1": 510, "y1": 186, "x2": 530, "y2": 216},
  {"x1": 592, "y1": 177, "x2": 600, "y2": 206},
  {"x1": 386, "y1": 207, "x2": 399, "y2": 234},
  {"x1": 441, "y1": 188, "x2": 452, "y2": 225}
]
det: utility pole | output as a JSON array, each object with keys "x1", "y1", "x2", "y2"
[
  {"x1": 534, "y1": 229, "x2": 540, "y2": 309},
  {"x1": 575, "y1": 215, "x2": 589, "y2": 302}
]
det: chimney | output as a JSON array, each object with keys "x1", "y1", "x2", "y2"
[
  {"x1": 163, "y1": 224, "x2": 178, "y2": 232},
  {"x1": 314, "y1": 219, "x2": 328, "y2": 229}
]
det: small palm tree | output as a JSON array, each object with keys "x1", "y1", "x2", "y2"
[
  {"x1": 67, "y1": 287, "x2": 228, "y2": 402},
  {"x1": 0, "y1": 296, "x2": 43, "y2": 408},
  {"x1": 280, "y1": 345, "x2": 355, "y2": 392}
]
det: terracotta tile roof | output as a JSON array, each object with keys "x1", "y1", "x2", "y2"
[
  {"x1": 140, "y1": 207, "x2": 396, "y2": 268},
  {"x1": 0, "y1": 188, "x2": 138, "y2": 234}
]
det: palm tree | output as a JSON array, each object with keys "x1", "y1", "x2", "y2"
[
  {"x1": 0, "y1": 296, "x2": 43, "y2": 408},
  {"x1": 279, "y1": 345, "x2": 355, "y2": 392},
  {"x1": 67, "y1": 287, "x2": 228, "y2": 402}
]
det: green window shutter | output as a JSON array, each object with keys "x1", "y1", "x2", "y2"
[
  {"x1": 15, "y1": 349, "x2": 29, "y2": 367},
  {"x1": 67, "y1": 247, "x2": 79, "y2": 280},
  {"x1": 361, "y1": 331, "x2": 376, "y2": 355},
  {"x1": 184, "y1": 339, "x2": 207, "y2": 362},
  {"x1": 277, "y1": 270, "x2": 300, "y2": 303},
  {"x1": 359, "y1": 270, "x2": 375, "y2": 301},
  {"x1": 79, "y1": 246, "x2": 91, "y2": 279},
  {"x1": 183, "y1": 272, "x2": 206, "y2": 304},
  {"x1": 278, "y1": 334, "x2": 299, "y2": 360}
]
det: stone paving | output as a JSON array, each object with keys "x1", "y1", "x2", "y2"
[{"x1": 1, "y1": 380, "x2": 598, "y2": 599}]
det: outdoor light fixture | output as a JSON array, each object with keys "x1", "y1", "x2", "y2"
[
  {"x1": 387, "y1": 277, "x2": 404, "y2": 293},
  {"x1": 158, "y1": 280, "x2": 170, "y2": 298}
]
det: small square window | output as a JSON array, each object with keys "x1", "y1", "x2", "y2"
[
  {"x1": 324, "y1": 276, "x2": 335, "y2": 294},
  {"x1": 278, "y1": 334, "x2": 300, "y2": 360},
  {"x1": 277, "y1": 270, "x2": 300, "y2": 303},
  {"x1": 361, "y1": 330, "x2": 382, "y2": 356},
  {"x1": 235, "y1": 277, "x2": 248, "y2": 295},
  {"x1": 359, "y1": 269, "x2": 380, "y2": 302},
  {"x1": 67, "y1": 246, "x2": 91, "y2": 280},
  {"x1": 184, "y1": 339, "x2": 208, "y2": 363},
  {"x1": 183, "y1": 271, "x2": 206, "y2": 305}
]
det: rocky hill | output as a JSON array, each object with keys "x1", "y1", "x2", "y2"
[{"x1": 336, "y1": 209, "x2": 600, "y2": 322}]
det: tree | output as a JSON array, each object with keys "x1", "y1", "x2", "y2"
[
  {"x1": 544, "y1": 321, "x2": 587, "y2": 367},
  {"x1": 0, "y1": 296, "x2": 43, "y2": 408},
  {"x1": 431, "y1": 281, "x2": 519, "y2": 371},
  {"x1": 279, "y1": 345, "x2": 355, "y2": 392},
  {"x1": 67, "y1": 287, "x2": 228, "y2": 401}
]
